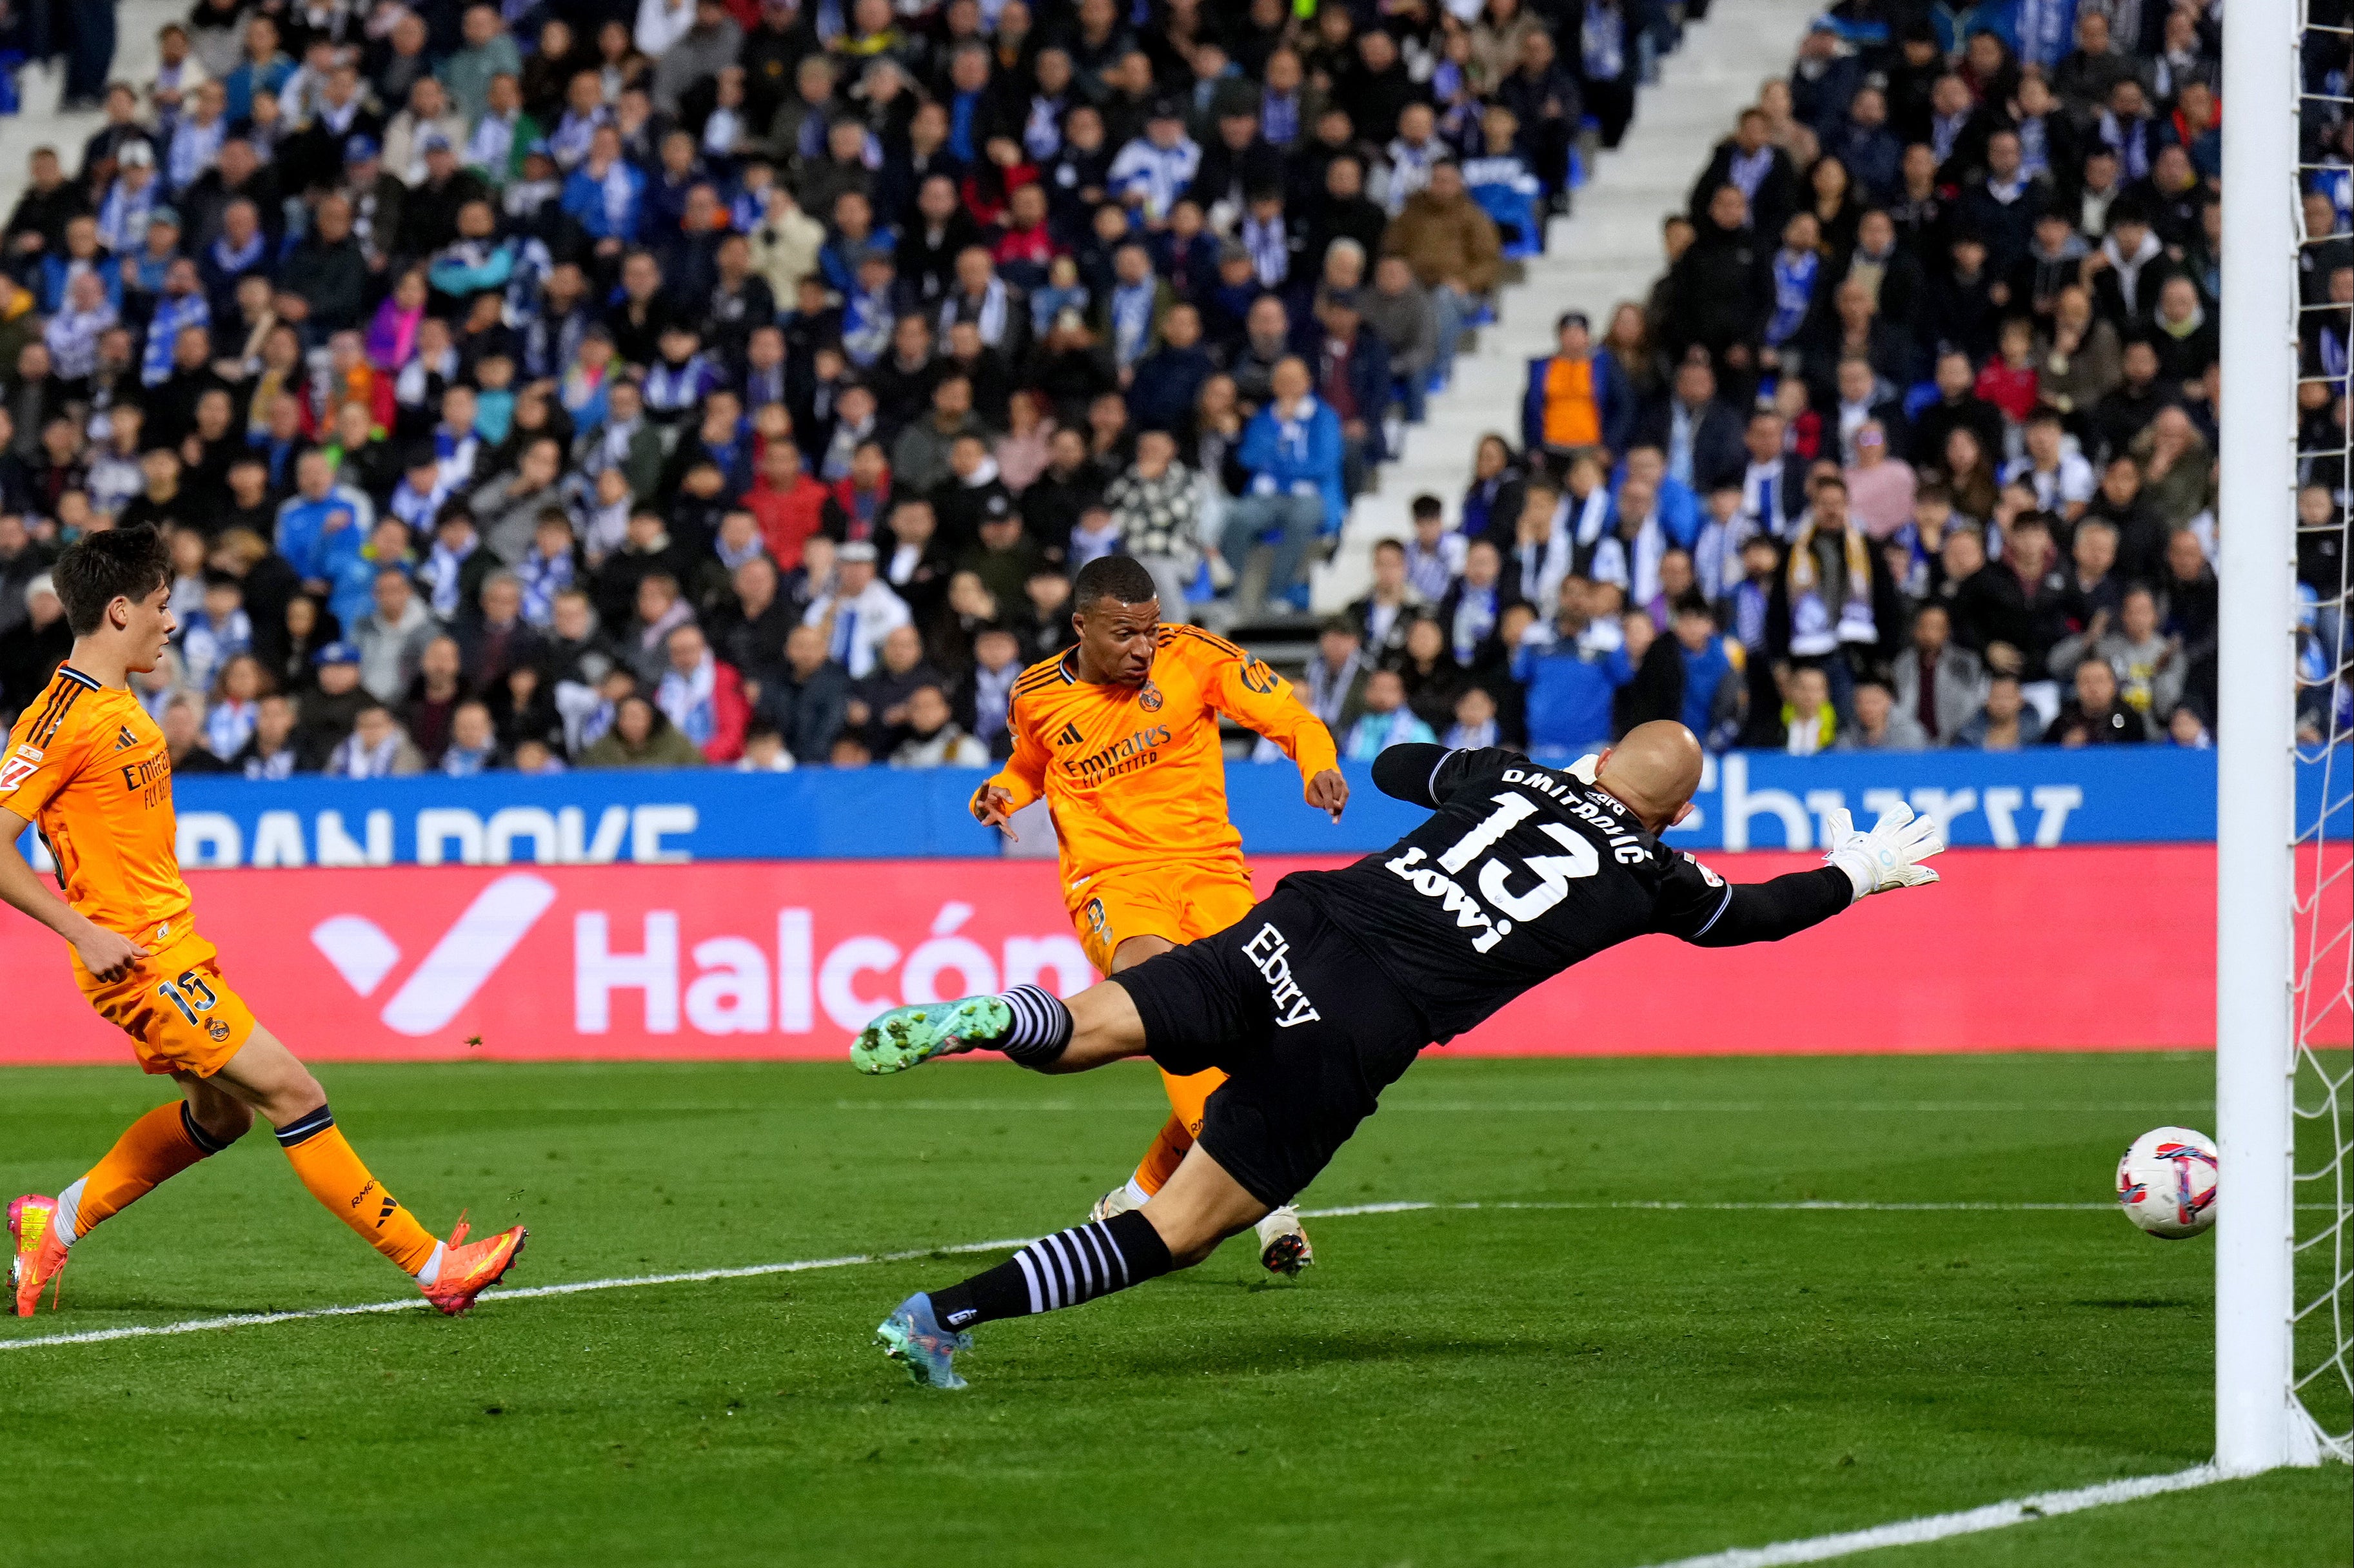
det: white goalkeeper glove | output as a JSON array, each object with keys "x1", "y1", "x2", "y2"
[{"x1": 1822, "y1": 801, "x2": 1946, "y2": 902}]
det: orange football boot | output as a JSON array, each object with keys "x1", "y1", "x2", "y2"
[
  {"x1": 418, "y1": 1212, "x2": 529, "y2": 1317},
  {"x1": 8, "y1": 1195, "x2": 69, "y2": 1317}
]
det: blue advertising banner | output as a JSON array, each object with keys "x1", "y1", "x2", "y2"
[{"x1": 12, "y1": 747, "x2": 2336, "y2": 869}]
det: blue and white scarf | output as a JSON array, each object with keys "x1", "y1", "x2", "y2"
[
  {"x1": 1581, "y1": 3, "x2": 1626, "y2": 81},
  {"x1": 97, "y1": 178, "x2": 157, "y2": 255},
  {"x1": 2099, "y1": 110, "x2": 2152, "y2": 182},
  {"x1": 1023, "y1": 94, "x2": 1065, "y2": 162},
  {"x1": 210, "y1": 230, "x2": 266, "y2": 280},
  {"x1": 549, "y1": 108, "x2": 606, "y2": 170},
  {"x1": 842, "y1": 288, "x2": 895, "y2": 366},
  {"x1": 1767, "y1": 248, "x2": 1817, "y2": 345},
  {"x1": 168, "y1": 117, "x2": 224, "y2": 193},
  {"x1": 468, "y1": 112, "x2": 519, "y2": 176},
  {"x1": 2015, "y1": 0, "x2": 2077, "y2": 68},
  {"x1": 1931, "y1": 110, "x2": 1970, "y2": 166},
  {"x1": 434, "y1": 429, "x2": 480, "y2": 492},
  {"x1": 657, "y1": 654, "x2": 719, "y2": 747},
  {"x1": 1109, "y1": 280, "x2": 1154, "y2": 368},
  {"x1": 938, "y1": 277, "x2": 1011, "y2": 348},
  {"x1": 2016, "y1": 117, "x2": 2050, "y2": 180},
  {"x1": 420, "y1": 537, "x2": 475, "y2": 618},
  {"x1": 204, "y1": 698, "x2": 257, "y2": 761},
  {"x1": 644, "y1": 355, "x2": 717, "y2": 415},
  {"x1": 1726, "y1": 146, "x2": 1773, "y2": 205},
  {"x1": 391, "y1": 475, "x2": 451, "y2": 534},
  {"x1": 1261, "y1": 89, "x2": 1300, "y2": 148},
  {"x1": 518, "y1": 543, "x2": 575, "y2": 625},
  {"x1": 142, "y1": 292, "x2": 211, "y2": 385},
  {"x1": 1242, "y1": 211, "x2": 1289, "y2": 288}
]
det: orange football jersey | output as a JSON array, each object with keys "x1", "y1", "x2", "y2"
[
  {"x1": 982, "y1": 625, "x2": 1339, "y2": 891},
  {"x1": 1, "y1": 664, "x2": 203, "y2": 970}
]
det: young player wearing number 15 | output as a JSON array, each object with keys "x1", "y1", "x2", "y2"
[
  {"x1": 971, "y1": 556, "x2": 1349, "y2": 1274},
  {"x1": 3, "y1": 527, "x2": 526, "y2": 1318}
]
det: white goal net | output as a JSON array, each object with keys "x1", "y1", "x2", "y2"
[{"x1": 2293, "y1": 0, "x2": 2354, "y2": 1469}]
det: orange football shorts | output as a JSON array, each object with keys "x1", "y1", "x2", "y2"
[
  {"x1": 79, "y1": 930, "x2": 257, "y2": 1078},
  {"x1": 1069, "y1": 859, "x2": 1261, "y2": 1139}
]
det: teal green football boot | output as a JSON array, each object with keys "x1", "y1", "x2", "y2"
[
  {"x1": 850, "y1": 997, "x2": 1013, "y2": 1074},
  {"x1": 875, "y1": 1293, "x2": 973, "y2": 1389}
]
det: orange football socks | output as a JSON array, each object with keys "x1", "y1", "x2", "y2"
[
  {"x1": 273, "y1": 1105, "x2": 440, "y2": 1276},
  {"x1": 1131, "y1": 1114, "x2": 1192, "y2": 1197},
  {"x1": 54, "y1": 1102, "x2": 232, "y2": 1244}
]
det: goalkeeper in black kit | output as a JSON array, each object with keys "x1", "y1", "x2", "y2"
[{"x1": 851, "y1": 721, "x2": 1946, "y2": 1387}]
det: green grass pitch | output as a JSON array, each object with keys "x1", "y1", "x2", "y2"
[{"x1": 2, "y1": 1052, "x2": 2348, "y2": 1567}]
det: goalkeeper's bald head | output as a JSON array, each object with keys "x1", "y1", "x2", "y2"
[{"x1": 1593, "y1": 721, "x2": 1706, "y2": 836}]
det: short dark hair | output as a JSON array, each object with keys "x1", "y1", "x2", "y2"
[
  {"x1": 54, "y1": 524, "x2": 170, "y2": 636},
  {"x1": 1073, "y1": 554, "x2": 1157, "y2": 609}
]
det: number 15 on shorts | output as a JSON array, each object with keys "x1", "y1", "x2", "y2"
[{"x1": 157, "y1": 968, "x2": 218, "y2": 1026}]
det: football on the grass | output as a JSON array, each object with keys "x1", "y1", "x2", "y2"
[{"x1": 2117, "y1": 1126, "x2": 2219, "y2": 1239}]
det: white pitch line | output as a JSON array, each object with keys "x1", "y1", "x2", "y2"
[
  {"x1": 1631, "y1": 1464, "x2": 2229, "y2": 1567},
  {"x1": 0, "y1": 1198, "x2": 2163, "y2": 1355},
  {"x1": 0, "y1": 1236, "x2": 1035, "y2": 1353},
  {"x1": 834, "y1": 1099, "x2": 2218, "y2": 1114}
]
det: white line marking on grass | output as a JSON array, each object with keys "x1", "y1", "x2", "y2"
[
  {"x1": 1632, "y1": 1464, "x2": 2228, "y2": 1567},
  {"x1": 0, "y1": 1237, "x2": 1035, "y2": 1353},
  {"x1": 835, "y1": 1099, "x2": 2216, "y2": 1114},
  {"x1": 0, "y1": 1199, "x2": 2173, "y2": 1355}
]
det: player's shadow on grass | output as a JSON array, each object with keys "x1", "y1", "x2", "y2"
[
  {"x1": 2069, "y1": 1297, "x2": 2199, "y2": 1310},
  {"x1": 1082, "y1": 1328, "x2": 1531, "y2": 1381}
]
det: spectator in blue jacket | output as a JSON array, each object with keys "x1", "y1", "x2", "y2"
[
  {"x1": 1219, "y1": 355, "x2": 1344, "y2": 618},
  {"x1": 561, "y1": 126, "x2": 646, "y2": 254},
  {"x1": 1512, "y1": 574, "x2": 1636, "y2": 763},
  {"x1": 1670, "y1": 591, "x2": 1742, "y2": 749},
  {"x1": 276, "y1": 448, "x2": 376, "y2": 603},
  {"x1": 1523, "y1": 310, "x2": 1635, "y2": 471}
]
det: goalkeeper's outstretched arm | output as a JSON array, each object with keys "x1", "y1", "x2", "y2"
[
  {"x1": 1682, "y1": 866, "x2": 1855, "y2": 947},
  {"x1": 1685, "y1": 801, "x2": 1947, "y2": 946}
]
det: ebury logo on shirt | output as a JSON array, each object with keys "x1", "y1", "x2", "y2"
[
  {"x1": 310, "y1": 873, "x2": 559, "y2": 1037},
  {"x1": 1241, "y1": 922, "x2": 1321, "y2": 1029}
]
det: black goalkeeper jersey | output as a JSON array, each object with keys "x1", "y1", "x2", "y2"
[{"x1": 1284, "y1": 745, "x2": 1775, "y2": 1042}]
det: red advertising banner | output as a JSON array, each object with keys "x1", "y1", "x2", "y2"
[{"x1": 0, "y1": 848, "x2": 2253, "y2": 1065}]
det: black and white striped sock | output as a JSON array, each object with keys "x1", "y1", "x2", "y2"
[
  {"x1": 996, "y1": 983, "x2": 1073, "y2": 1067},
  {"x1": 925, "y1": 1209, "x2": 1174, "y2": 1331}
]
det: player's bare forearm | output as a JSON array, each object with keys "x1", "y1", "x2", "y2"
[{"x1": 1685, "y1": 867, "x2": 1855, "y2": 947}]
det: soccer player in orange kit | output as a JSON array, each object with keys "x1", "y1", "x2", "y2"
[
  {"x1": 3, "y1": 527, "x2": 526, "y2": 1317},
  {"x1": 971, "y1": 555, "x2": 1347, "y2": 1273}
]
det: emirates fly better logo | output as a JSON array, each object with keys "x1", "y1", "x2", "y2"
[{"x1": 310, "y1": 874, "x2": 558, "y2": 1036}]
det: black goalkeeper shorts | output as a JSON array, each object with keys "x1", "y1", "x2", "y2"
[{"x1": 1107, "y1": 883, "x2": 1431, "y2": 1208}]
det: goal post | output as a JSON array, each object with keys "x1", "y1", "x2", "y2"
[{"x1": 2221, "y1": 0, "x2": 2342, "y2": 1474}]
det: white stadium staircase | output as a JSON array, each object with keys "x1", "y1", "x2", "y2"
[{"x1": 1311, "y1": 0, "x2": 1826, "y2": 614}]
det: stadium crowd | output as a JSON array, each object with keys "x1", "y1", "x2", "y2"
[
  {"x1": 0, "y1": 0, "x2": 2311, "y2": 782},
  {"x1": 1350, "y1": 0, "x2": 2270, "y2": 768},
  {"x1": 0, "y1": 0, "x2": 1691, "y2": 779}
]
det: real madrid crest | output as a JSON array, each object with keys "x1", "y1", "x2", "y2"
[{"x1": 1138, "y1": 680, "x2": 1163, "y2": 712}]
